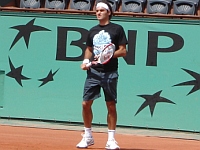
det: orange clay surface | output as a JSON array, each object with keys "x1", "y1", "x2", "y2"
[{"x1": 0, "y1": 124, "x2": 200, "y2": 150}]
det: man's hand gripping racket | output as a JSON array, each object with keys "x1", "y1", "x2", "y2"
[{"x1": 86, "y1": 43, "x2": 115, "y2": 67}]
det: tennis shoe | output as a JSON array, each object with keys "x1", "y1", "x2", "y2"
[
  {"x1": 76, "y1": 133, "x2": 94, "y2": 148},
  {"x1": 105, "y1": 138, "x2": 120, "y2": 149}
]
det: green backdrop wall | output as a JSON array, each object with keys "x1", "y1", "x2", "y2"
[{"x1": 0, "y1": 12, "x2": 200, "y2": 132}]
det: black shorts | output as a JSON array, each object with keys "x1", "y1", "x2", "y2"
[{"x1": 83, "y1": 68, "x2": 118, "y2": 103}]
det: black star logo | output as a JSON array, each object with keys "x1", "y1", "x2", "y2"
[
  {"x1": 173, "y1": 68, "x2": 200, "y2": 95},
  {"x1": 6, "y1": 57, "x2": 31, "y2": 87},
  {"x1": 135, "y1": 90, "x2": 176, "y2": 117},
  {"x1": 9, "y1": 18, "x2": 51, "y2": 50},
  {"x1": 38, "y1": 69, "x2": 59, "y2": 87}
]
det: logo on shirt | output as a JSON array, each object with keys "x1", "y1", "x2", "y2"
[{"x1": 93, "y1": 30, "x2": 111, "y2": 56}]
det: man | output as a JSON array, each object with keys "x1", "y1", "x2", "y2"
[{"x1": 76, "y1": 0, "x2": 127, "y2": 149}]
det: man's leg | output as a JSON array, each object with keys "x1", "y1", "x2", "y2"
[
  {"x1": 106, "y1": 101, "x2": 117, "y2": 130},
  {"x1": 76, "y1": 100, "x2": 94, "y2": 148},
  {"x1": 77, "y1": 68, "x2": 101, "y2": 148},
  {"x1": 82, "y1": 100, "x2": 93, "y2": 129},
  {"x1": 105, "y1": 101, "x2": 120, "y2": 149}
]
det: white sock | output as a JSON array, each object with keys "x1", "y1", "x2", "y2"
[
  {"x1": 108, "y1": 129, "x2": 115, "y2": 140},
  {"x1": 84, "y1": 127, "x2": 92, "y2": 137}
]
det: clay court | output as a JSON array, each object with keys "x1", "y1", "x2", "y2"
[{"x1": 0, "y1": 119, "x2": 200, "y2": 150}]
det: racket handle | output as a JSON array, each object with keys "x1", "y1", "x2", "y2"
[{"x1": 86, "y1": 62, "x2": 92, "y2": 67}]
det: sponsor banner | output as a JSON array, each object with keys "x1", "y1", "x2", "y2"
[{"x1": 0, "y1": 12, "x2": 199, "y2": 132}]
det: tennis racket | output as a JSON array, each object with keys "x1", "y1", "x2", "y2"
[{"x1": 86, "y1": 43, "x2": 115, "y2": 67}]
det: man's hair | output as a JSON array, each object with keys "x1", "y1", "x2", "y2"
[{"x1": 97, "y1": 0, "x2": 113, "y2": 20}]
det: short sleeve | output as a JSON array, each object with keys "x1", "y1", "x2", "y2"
[
  {"x1": 118, "y1": 26, "x2": 128, "y2": 45},
  {"x1": 86, "y1": 30, "x2": 93, "y2": 47}
]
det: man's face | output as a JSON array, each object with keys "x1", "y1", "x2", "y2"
[{"x1": 96, "y1": 7, "x2": 110, "y2": 21}]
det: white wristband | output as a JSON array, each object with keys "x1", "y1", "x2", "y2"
[{"x1": 82, "y1": 59, "x2": 90, "y2": 64}]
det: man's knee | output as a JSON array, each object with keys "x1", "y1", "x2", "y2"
[
  {"x1": 82, "y1": 100, "x2": 93, "y2": 109},
  {"x1": 106, "y1": 101, "x2": 116, "y2": 113}
]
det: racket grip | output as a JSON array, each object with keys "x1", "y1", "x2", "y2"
[{"x1": 86, "y1": 62, "x2": 92, "y2": 67}]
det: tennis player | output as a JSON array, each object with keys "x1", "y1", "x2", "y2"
[{"x1": 77, "y1": 0, "x2": 128, "y2": 149}]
